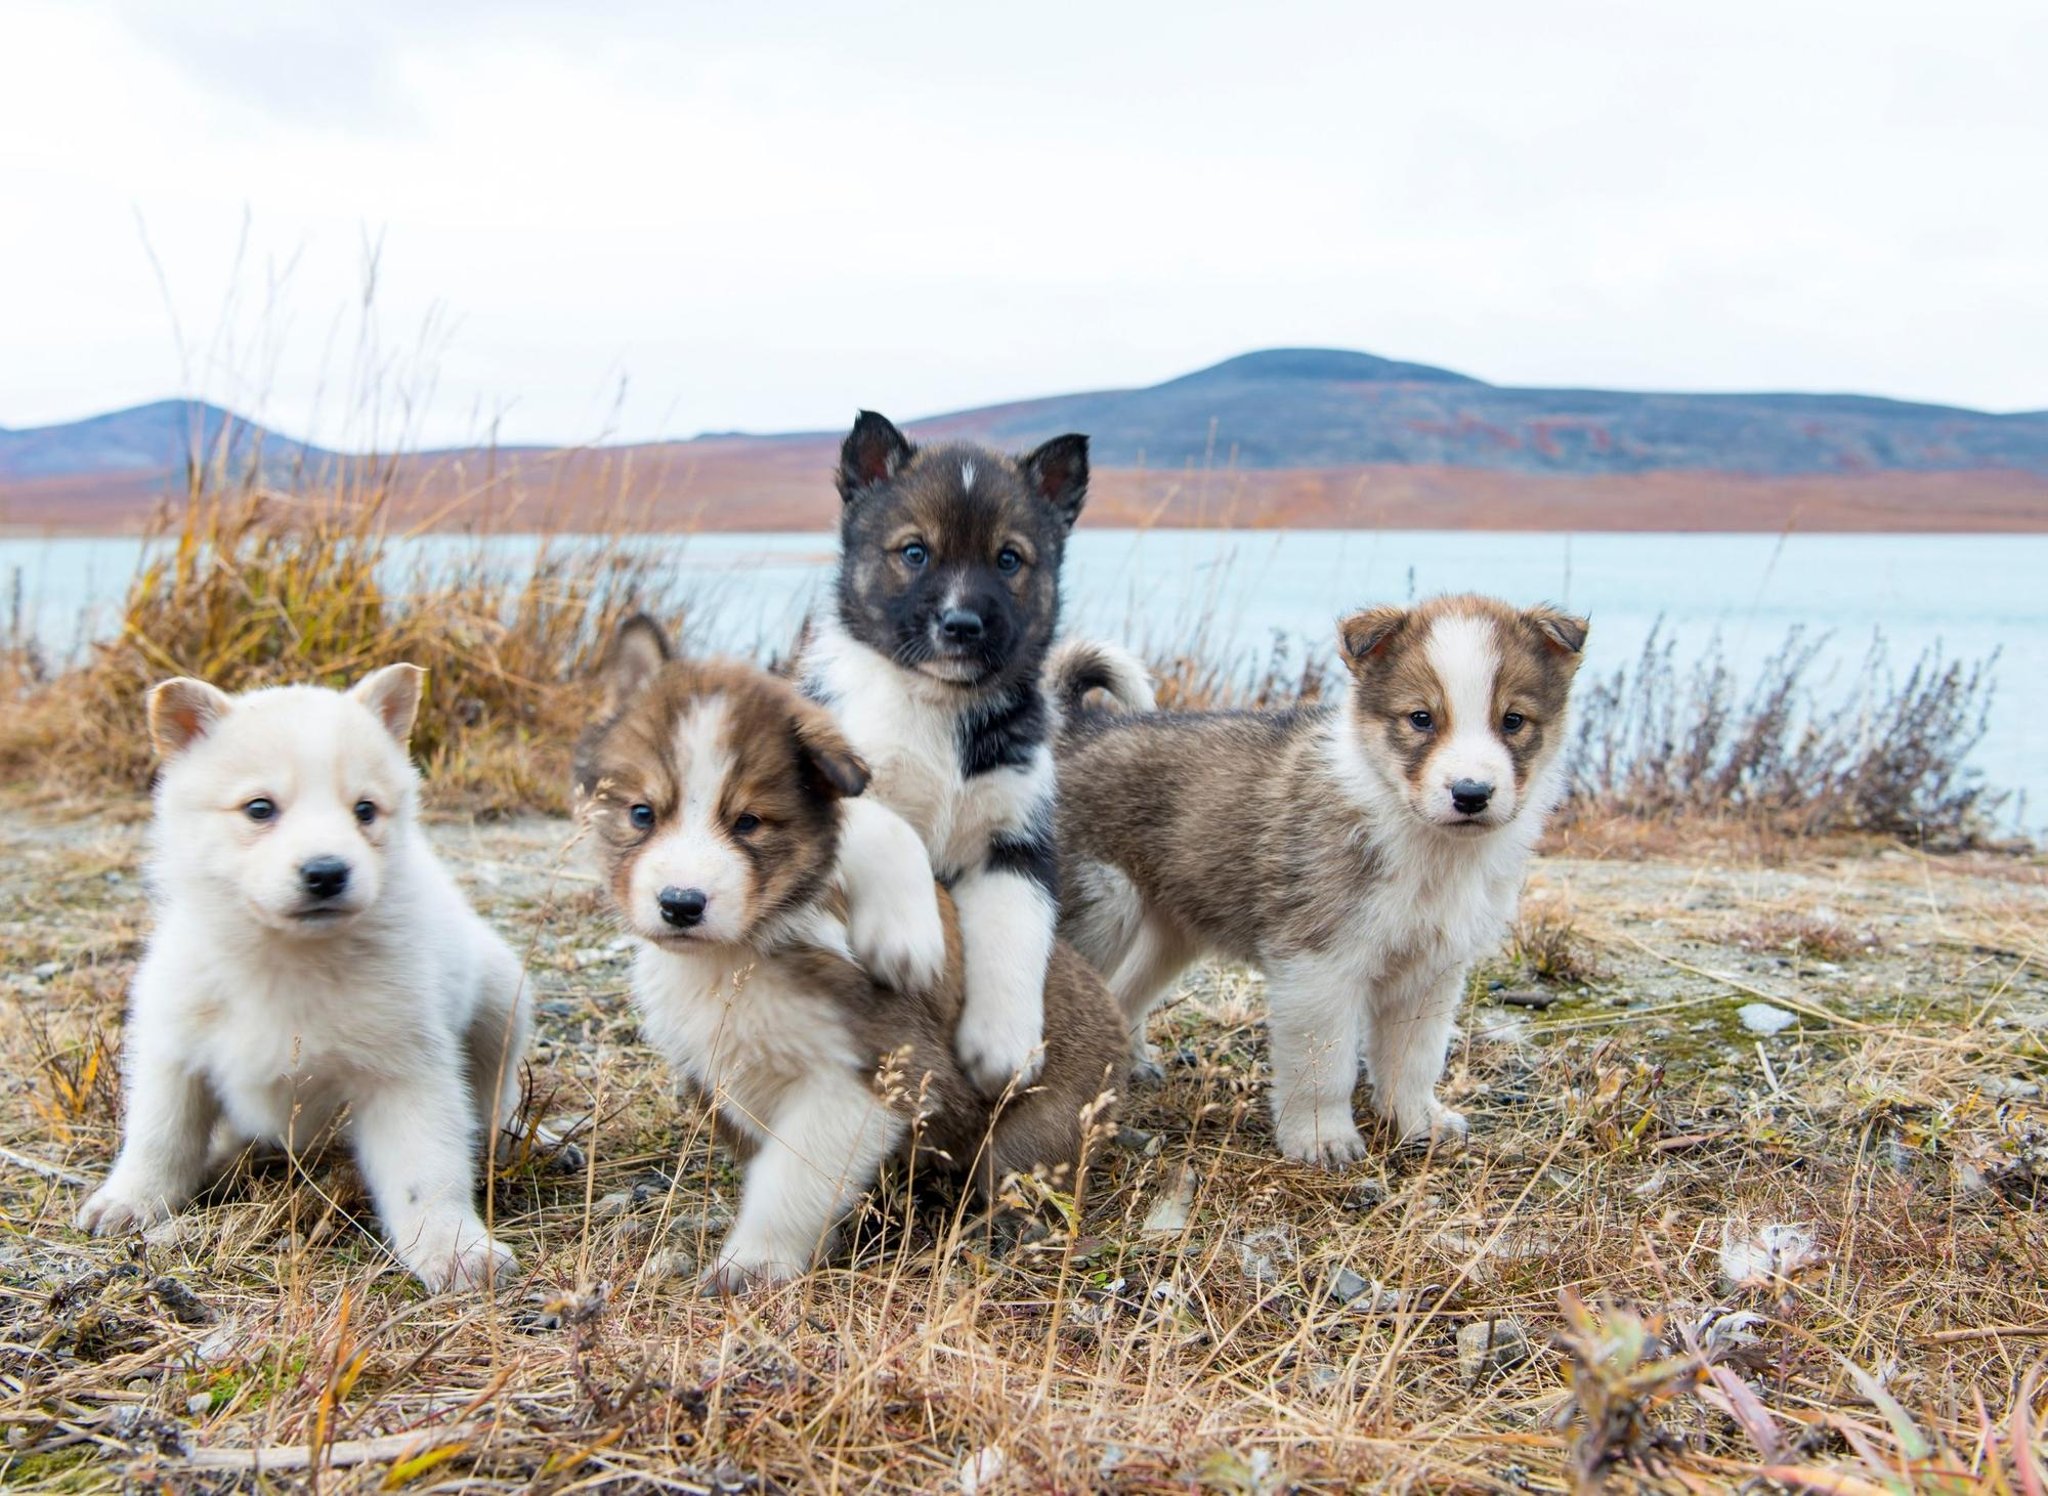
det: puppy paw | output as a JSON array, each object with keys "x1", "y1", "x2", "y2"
[
  {"x1": 1129, "y1": 1047, "x2": 1167, "y2": 1086},
  {"x1": 700, "y1": 1244, "x2": 801, "y2": 1297},
  {"x1": 955, "y1": 1006, "x2": 1047, "y2": 1098},
  {"x1": 1400, "y1": 1102, "x2": 1468, "y2": 1149},
  {"x1": 848, "y1": 880, "x2": 947, "y2": 995},
  {"x1": 407, "y1": 1228, "x2": 516, "y2": 1294},
  {"x1": 1276, "y1": 1114, "x2": 1369, "y2": 1170},
  {"x1": 75, "y1": 1175, "x2": 181, "y2": 1236}
]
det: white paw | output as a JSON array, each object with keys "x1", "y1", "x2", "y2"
[
  {"x1": 955, "y1": 1003, "x2": 1047, "y2": 1098},
  {"x1": 1401, "y1": 1102, "x2": 1468, "y2": 1148},
  {"x1": 76, "y1": 1175, "x2": 181, "y2": 1236},
  {"x1": 406, "y1": 1225, "x2": 516, "y2": 1293},
  {"x1": 1276, "y1": 1112, "x2": 1370, "y2": 1170},
  {"x1": 848, "y1": 881, "x2": 947, "y2": 995},
  {"x1": 702, "y1": 1238, "x2": 804, "y2": 1296},
  {"x1": 1130, "y1": 1043, "x2": 1167, "y2": 1086}
]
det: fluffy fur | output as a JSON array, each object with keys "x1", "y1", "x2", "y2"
[
  {"x1": 1054, "y1": 594, "x2": 1588, "y2": 1166},
  {"x1": 76, "y1": 666, "x2": 534, "y2": 1291},
  {"x1": 576, "y1": 622, "x2": 1124, "y2": 1290},
  {"x1": 800, "y1": 410, "x2": 1091, "y2": 1097}
]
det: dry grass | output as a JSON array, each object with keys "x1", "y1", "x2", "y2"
[
  {"x1": 1567, "y1": 625, "x2": 2005, "y2": 851},
  {"x1": 0, "y1": 486, "x2": 685, "y2": 817},
  {"x1": 1, "y1": 812, "x2": 2044, "y2": 1493}
]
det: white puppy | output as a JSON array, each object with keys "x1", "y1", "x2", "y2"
[{"x1": 76, "y1": 665, "x2": 533, "y2": 1292}]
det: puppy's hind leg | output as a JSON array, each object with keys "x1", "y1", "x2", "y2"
[
  {"x1": 463, "y1": 938, "x2": 559, "y2": 1169},
  {"x1": 1264, "y1": 955, "x2": 1368, "y2": 1169},
  {"x1": 1065, "y1": 862, "x2": 1188, "y2": 1081}
]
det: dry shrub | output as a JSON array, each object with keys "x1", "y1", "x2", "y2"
[
  {"x1": 0, "y1": 488, "x2": 685, "y2": 815},
  {"x1": 1569, "y1": 623, "x2": 2004, "y2": 847},
  {"x1": 1511, "y1": 904, "x2": 1606, "y2": 986},
  {"x1": 1728, "y1": 908, "x2": 1876, "y2": 962}
]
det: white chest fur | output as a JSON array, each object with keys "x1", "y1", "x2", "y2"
[
  {"x1": 804, "y1": 624, "x2": 1051, "y2": 878},
  {"x1": 630, "y1": 942, "x2": 864, "y2": 1143}
]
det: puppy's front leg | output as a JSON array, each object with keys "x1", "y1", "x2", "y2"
[
  {"x1": 77, "y1": 1045, "x2": 220, "y2": 1235},
  {"x1": 706, "y1": 1073, "x2": 906, "y2": 1293},
  {"x1": 837, "y1": 797, "x2": 947, "y2": 994},
  {"x1": 950, "y1": 843, "x2": 1055, "y2": 1096},
  {"x1": 352, "y1": 1066, "x2": 511, "y2": 1293},
  {"x1": 1365, "y1": 964, "x2": 1468, "y2": 1145},
  {"x1": 1265, "y1": 956, "x2": 1368, "y2": 1169}
]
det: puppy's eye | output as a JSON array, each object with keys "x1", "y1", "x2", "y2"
[
  {"x1": 733, "y1": 813, "x2": 761, "y2": 836},
  {"x1": 1407, "y1": 711, "x2": 1435, "y2": 731},
  {"x1": 996, "y1": 546, "x2": 1023, "y2": 575},
  {"x1": 243, "y1": 797, "x2": 277, "y2": 823},
  {"x1": 629, "y1": 804, "x2": 656, "y2": 831},
  {"x1": 900, "y1": 542, "x2": 928, "y2": 568},
  {"x1": 1502, "y1": 712, "x2": 1526, "y2": 734},
  {"x1": 354, "y1": 800, "x2": 378, "y2": 825}
]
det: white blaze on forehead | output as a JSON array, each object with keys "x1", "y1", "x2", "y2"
[
  {"x1": 960, "y1": 458, "x2": 976, "y2": 493},
  {"x1": 626, "y1": 696, "x2": 755, "y2": 941},
  {"x1": 1423, "y1": 611, "x2": 1515, "y2": 801},
  {"x1": 675, "y1": 695, "x2": 732, "y2": 824}
]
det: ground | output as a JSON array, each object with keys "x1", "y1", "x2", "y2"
[{"x1": 0, "y1": 806, "x2": 2043, "y2": 1493}]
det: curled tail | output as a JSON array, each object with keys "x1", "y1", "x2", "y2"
[{"x1": 1047, "y1": 638, "x2": 1157, "y2": 728}]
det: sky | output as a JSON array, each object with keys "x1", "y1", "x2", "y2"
[{"x1": 3, "y1": 0, "x2": 2044, "y2": 449}]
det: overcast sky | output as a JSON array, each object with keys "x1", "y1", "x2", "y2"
[{"x1": 3, "y1": 0, "x2": 2044, "y2": 448}]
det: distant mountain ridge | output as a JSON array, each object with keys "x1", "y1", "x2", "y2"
[{"x1": 13, "y1": 348, "x2": 2046, "y2": 487}]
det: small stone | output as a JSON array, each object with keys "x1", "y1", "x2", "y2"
[
  {"x1": 31, "y1": 961, "x2": 61, "y2": 981},
  {"x1": 1719, "y1": 1222, "x2": 1823, "y2": 1291},
  {"x1": 1457, "y1": 1316, "x2": 1532, "y2": 1384},
  {"x1": 1344, "y1": 1178, "x2": 1390, "y2": 1213},
  {"x1": 1326, "y1": 1266, "x2": 1371, "y2": 1305},
  {"x1": 1980, "y1": 1076, "x2": 2042, "y2": 1101},
  {"x1": 186, "y1": 1393, "x2": 211, "y2": 1416},
  {"x1": 958, "y1": 1445, "x2": 1006, "y2": 1495},
  {"x1": 1495, "y1": 988, "x2": 1560, "y2": 1009},
  {"x1": 1737, "y1": 1003, "x2": 1797, "y2": 1036},
  {"x1": 591, "y1": 1191, "x2": 634, "y2": 1219}
]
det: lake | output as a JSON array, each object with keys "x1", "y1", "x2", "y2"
[{"x1": 4, "y1": 529, "x2": 2041, "y2": 829}]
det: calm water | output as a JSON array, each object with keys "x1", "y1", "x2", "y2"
[{"x1": 5, "y1": 530, "x2": 2041, "y2": 826}]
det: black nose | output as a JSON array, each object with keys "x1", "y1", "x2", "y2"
[
  {"x1": 1451, "y1": 779, "x2": 1494, "y2": 816},
  {"x1": 300, "y1": 856, "x2": 352, "y2": 900},
  {"x1": 938, "y1": 608, "x2": 985, "y2": 643},
  {"x1": 658, "y1": 886, "x2": 708, "y2": 928}
]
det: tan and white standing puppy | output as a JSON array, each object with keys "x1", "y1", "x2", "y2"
[
  {"x1": 76, "y1": 667, "x2": 533, "y2": 1291},
  {"x1": 1053, "y1": 595, "x2": 1587, "y2": 1166}
]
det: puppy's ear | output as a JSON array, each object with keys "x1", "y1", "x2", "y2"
[
  {"x1": 351, "y1": 664, "x2": 427, "y2": 744},
  {"x1": 1337, "y1": 606, "x2": 1408, "y2": 673},
  {"x1": 1525, "y1": 605, "x2": 1589, "y2": 657},
  {"x1": 597, "y1": 613, "x2": 672, "y2": 716},
  {"x1": 147, "y1": 677, "x2": 234, "y2": 760},
  {"x1": 838, "y1": 410, "x2": 915, "y2": 500},
  {"x1": 792, "y1": 702, "x2": 870, "y2": 799},
  {"x1": 1019, "y1": 433, "x2": 1089, "y2": 529}
]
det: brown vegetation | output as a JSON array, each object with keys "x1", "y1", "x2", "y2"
[{"x1": 6, "y1": 441, "x2": 2048, "y2": 535}]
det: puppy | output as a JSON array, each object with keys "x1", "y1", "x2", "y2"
[
  {"x1": 800, "y1": 411, "x2": 1090, "y2": 1098},
  {"x1": 1052, "y1": 595, "x2": 1588, "y2": 1166},
  {"x1": 76, "y1": 666, "x2": 533, "y2": 1291},
  {"x1": 576, "y1": 620, "x2": 1124, "y2": 1290}
]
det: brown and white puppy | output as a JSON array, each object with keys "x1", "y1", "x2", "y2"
[
  {"x1": 576, "y1": 619, "x2": 1124, "y2": 1289},
  {"x1": 1052, "y1": 595, "x2": 1588, "y2": 1167}
]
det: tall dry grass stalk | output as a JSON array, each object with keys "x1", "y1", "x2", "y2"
[{"x1": 0, "y1": 478, "x2": 686, "y2": 816}]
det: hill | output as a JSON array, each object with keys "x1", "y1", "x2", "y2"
[{"x1": 5, "y1": 352, "x2": 2047, "y2": 531}]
